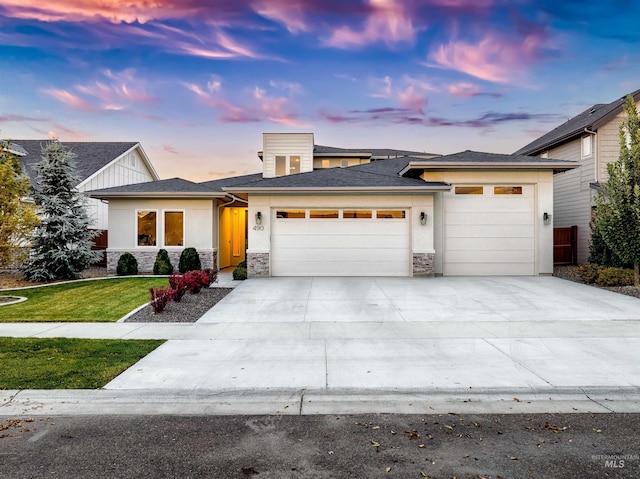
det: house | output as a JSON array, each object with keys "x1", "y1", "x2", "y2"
[
  {"x1": 515, "y1": 89, "x2": 640, "y2": 264},
  {"x1": 2, "y1": 140, "x2": 160, "y2": 233},
  {"x1": 88, "y1": 133, "x2": 577, "y2": 277}
]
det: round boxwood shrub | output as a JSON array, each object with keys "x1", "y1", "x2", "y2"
[
  {"x1": 232, "y1": 266, "x2": 247, "y2": 280},
  {"x1": 153, "y1": 249, "x2": 174, "y2": 275},
  {"x1": 116, "y1": 252, "x2": 138, "y2": 276},
  {"x1": 178, "y1": 247, "x2": 201, "y2": 274}
]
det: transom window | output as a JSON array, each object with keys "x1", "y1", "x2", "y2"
[
  {"x1": 137, "y1": 211, "x2": 157, "y2": 246},
  {"x1": 164, "y1": 211, "x2": 184, "y2": 246},
  {"x1": 275, "y1": 209, "x2": 406, "y2": 219},
  {"x1": 455, "y1": 186, "x2": 484, "y2": 195},
  {"x1": 494, "y1": 186, "x2": 523, "y2": 195}
]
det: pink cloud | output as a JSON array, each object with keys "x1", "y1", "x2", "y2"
[
  {"x1": 42, "y1": 88, "x2": 97, "y2": 111},
  {"x1": 252, "y1": 0, "x2": 310, "y2": 33},
  {"x1": 429, "y1": 33, "x2": 545, "y2": 84},
  {"x1": 398, "y1": 85, "x2": 426, "y2": 114},
  {"x1": 448, "y1": 82, "x2": 503, "y2": 98},
  {"x1": 325, "y1": 0, "x2": 415, "y2": 48}
]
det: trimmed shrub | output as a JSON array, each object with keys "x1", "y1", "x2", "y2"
[
  {"x1": 168, "y1": 274, "x2": 187, "y2": 302},
  {"x1": 595, "y1": 267, "x2": 634, "y2": 287},
  {"x1": 149, "y1": 286, "x2": 174, "y2": 314},
  {"x1": 153, "y1": 249, "x2": 174, "y2": 275},
  {"x1": 116, "y1": 252, "x2": 138, "y2": 276},
  {"x1": 178, "y1": 247, "x2": 201, "y2": 274},
  {"x1": 233, "y1": 266, "x2": 247, "y2": 280},
  {"x1": 237, "y1": 260, "x2": 247, "y2": 269},
  {"x1": 575, "y1": 263, "x2": 603, "y2": 284},
  {"x1": 183, "y1": 270, "x2": 203, "y2": 294}
]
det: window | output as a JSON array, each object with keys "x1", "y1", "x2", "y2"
[
  {"x1": 341, "y1": 159, "x2": 349, "y2": 168},
  {"x1": 164, "y1": 211, "x2": 184, "y2": 246},
  {"x1": 321, "y1": 159, "x2": 330, "y2": 168},
  {"x1": 540, "y1": 151, "x2": 548, "y2": 159},
  {"x1": 276, "y1": 210, "x2": 305, "y2": 219},
  {"x1": 275, "y1": 155, "x2": 286, "y2": 176},
  {"x1": 455, "y1": 186, "x2": 484, "y2": 195},
  {"x1": 376, "y1": 210, "x2": 406, "y2": 219},
  {"x1": 343, "y1": 209, "x2": 372, "y2": 219},
  {"x1": 582, "y1": 135, "x2": 592, "y2": 157},
  {"x1": 494, "y1": 186, "x2": 523, "y2": 195},
  {"x1": 290, "y1": 155, "x2": 300, "y2": 174},
  {"x1": 137, "y1": 211, "x2": 157, "y2": 246},
  {"x1": 310, "y1": 209, "x2": 339, "y2": 218}
]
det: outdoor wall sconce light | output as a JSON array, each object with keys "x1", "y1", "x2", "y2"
[
  {"x1": 420, "y1": 212, "x2": 427, "y2": 225},
  {"x1": 255, "y1": 211, "x2": 262, "y2": 225},
  {"x1": 543, "y1": 212, "x2": 552, "y2": 225}
]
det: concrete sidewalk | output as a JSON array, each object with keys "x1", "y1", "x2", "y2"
[{"x1": 2, "y1": 276, "x2": 640, "y2": 416}]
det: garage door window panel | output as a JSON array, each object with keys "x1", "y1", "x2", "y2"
[
  {"x1": 343, "y1": 209, "x2": 372, "y2": 219},
  {"x1": 494, "y1": 186, "x2": 523, "y2": 195},
  {"x1": 310, "y1": 209, "x2": 339, "y2": 219},
  {"x1": 376, "y1": 210, "x2": 406, "y2": 219},
  {"x1": 276, "y1": 210, "x2": 306, "y2": 219},
  {"x1": 455, "y1": 186, "x2": 484, "y2": 195}
]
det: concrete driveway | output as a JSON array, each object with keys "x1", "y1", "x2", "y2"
[{"x1": 104, "y1": 276, "x2": 640, "y2": 404}]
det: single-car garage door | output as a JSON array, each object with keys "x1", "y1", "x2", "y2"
[
  {"x1": 444, "y1": 185, "x2": 535, "y2": 275},
  {"x1": 271, "y1": 208, "x2": 410, "y2": 276}
]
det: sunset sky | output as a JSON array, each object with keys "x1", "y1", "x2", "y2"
[{"x1": 1, "y1": 0, "x2": 639, "y2": 181}]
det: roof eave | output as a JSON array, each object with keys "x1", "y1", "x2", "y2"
[
  {"x1": 87, "y1": 191, "x2": 227, "y2": 199},
  {"x1": 313, "y1": 152, "x2": 373, "y2": 158},
  {"x1": 399, "y1": 161, "x2": 579, "y2": 176},
  {"x1": 223, "y1": 185, "x2": 451, "y2": 194}
]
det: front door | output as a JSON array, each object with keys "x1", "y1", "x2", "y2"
[{"x1": 219, "y1": 207, "x2": 247, "y2": 269}]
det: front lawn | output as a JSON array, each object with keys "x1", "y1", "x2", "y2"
[
  {"x1": 0, "y1": 337, "x2": 164, "y2": 389},
  {"x1": 0, "y1": 277, "x2": 168, "y2": 322}
]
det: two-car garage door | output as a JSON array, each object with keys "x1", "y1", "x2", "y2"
[
  {"x1": 271, "y1": 208, "x2": 410, "y2": 276},
  {"x1": 443, "y1": 185, "x2": 535, "y2": 275}
]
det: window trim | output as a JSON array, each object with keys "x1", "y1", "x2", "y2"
[
  {"x1": 162, "y1": 209, "x2": 185, "y2": 248},
  {"x1": 136, "y1": 209, "x2": 158, "y2": 248}
]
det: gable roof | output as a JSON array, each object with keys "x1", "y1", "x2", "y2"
[
  {"x1": 88, "y1": 177, "x2": 225, "y2": 199},
  {"x1": 3, "y1": 140, "x2": 159, "y2": 186},
  {"x1": 224, "y1": 157, "x2": 450, "y2": 193},
  {"x1": 515, "y1": 89, "x2": 640, "y2": 156}
]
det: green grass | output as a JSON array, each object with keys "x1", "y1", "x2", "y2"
[
  {"x1": 0, "y1": 337, "x2": 164, "y2": 389},
  {"x1": 0, "y1": 277, "x2": 168, "y2": 322}
]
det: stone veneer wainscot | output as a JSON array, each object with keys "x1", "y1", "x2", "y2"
[
  {"x1": 412, "y1": 253, "x2": 435, "y2": 277},
  {"x1": 247, "y1": 252, "x2": 269, "y2": 278},
  {"x1": 107, "y1": 249, "x2": 216, "y2": 274}
]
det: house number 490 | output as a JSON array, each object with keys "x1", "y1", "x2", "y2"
[{"x1": 253, "y1": 225, "x2": 264, "y2": 231}]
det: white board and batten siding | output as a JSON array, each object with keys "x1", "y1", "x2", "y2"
[
  {"x1": 262, "y1": 133, "x2": 314, "y2": 178},
  {"x1": 78, "y1": 147, "x2": 156, "y2": 230},
  {"x1": 270, "y1": 209, "x2": 411, "y2": 276},
  {"x1": 443, "y1": 184, "x2": 536, "y2": 275}
]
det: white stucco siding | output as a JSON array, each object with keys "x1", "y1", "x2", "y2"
[
  {"x1": 107, "y1": 199, "x2": 214, "y2": 250},
  {"x1": 262, "y1": 133, "x2": 314, "y2": 178},
  {"x1": 79, "y1": 148, "x2": 156, "y2": 230},
  {"x1": 248, "y1": 194, "x2": 434, "y2": 276}
]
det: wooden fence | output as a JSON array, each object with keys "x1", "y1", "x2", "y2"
[
  {"x1": 91, "y1": 230, "x2": 108, "y2": 266},
  {"x1": 553, "y1": 226, "x2": 578, "y2": 265}
]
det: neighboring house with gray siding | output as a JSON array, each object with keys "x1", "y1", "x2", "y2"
[{"x1": 515, "y1": 89, "x2": 640, "y2": 264}]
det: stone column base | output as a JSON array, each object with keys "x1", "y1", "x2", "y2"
[
  {"x1": 413, "y1": 253, "x2": 435, "y2": 277},
  {"x1": 247, "y1": 252, "x2": 269, "y2": 278}
]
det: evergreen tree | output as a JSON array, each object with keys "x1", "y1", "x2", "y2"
[
  {"x1": 594, "y1": 95, "x2": 640, "y2": 285},
  {"x1": 23, "y1": 141, "x2": 100, "y2": 281},
  {"x1": 0, "y1": 141, "x2": 39, "y2": 267}
]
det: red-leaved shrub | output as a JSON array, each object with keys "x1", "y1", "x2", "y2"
[
  {"x1": 168, "y1": 274, "x2": 187, "y2": 302},
  {"x1": 149, "y1": 286, "x2": 174, "y2": 313},
  {"x1": 202, "y1": 268, "x2": 218, "y2": 286},
  {"x1": 183, "y1": 271, "x2": 202, "y2": 294}
]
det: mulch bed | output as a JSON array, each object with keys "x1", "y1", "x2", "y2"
[
  {"x1": 124, "y1": 287, "x2": 234, "y2": 323},
  {"x1": 554, "y1": 265, "x2": 640, "y2": 299}
]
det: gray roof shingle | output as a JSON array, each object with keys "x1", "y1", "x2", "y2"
[
  {"x1": 515, "y1": 89, "x2": 640, "y2": 155},
  {"x1": 313, "y1": 144, "x2": 439, "y2": 158},
  {"x1": 87, "y1": 177, "x2": 221, "y2": 197},
  {"x1": 6, "y1": 140, "x2": 139, "y2": 185}
]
